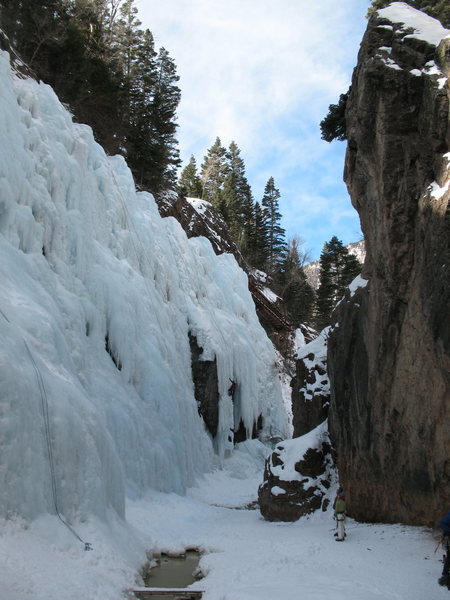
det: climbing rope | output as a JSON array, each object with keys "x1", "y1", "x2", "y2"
[{"x1": 0, "y1": 309, "x2": 92, "y2": 551}]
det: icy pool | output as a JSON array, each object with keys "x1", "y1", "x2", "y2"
[{"x1": 144, "y1": 551, "x2": 202, "y2": 589}]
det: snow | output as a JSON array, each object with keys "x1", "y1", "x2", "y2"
[
  {"x1": 261, "y1": 286, "x2": 279, "y2": 303},
  {"x1": 349, "y1": 274, "x2": 368, "y2": 297},
  {"x1": 1, "y1": 440, "x2": 446, "y2": 600},
  {"x1": 186, "y1": 197, "x2": 211, "y2": 215},
  {"x1": 429, "y1": 180, "x2": 450, "y2": 201},
  {"x1": 293, "y1": 327, "x2": 306, "y2": 356},
  {"x1": 296, "y1": 327, "x2": 328, "y2": 368},
  {"x1": 250, "y1": 268, "x2": 268, "y2": 284},
  {"x1": 269, "y1": 420, "x2": 329, "y2": 482},
  {"x1": 381, "y1": 56, "x2": 402, "y2": 70},
  {"x1": 295, "y1": 329, "x2": 330, "y2": 403},
  {"x1": 425, "y1": 61, "x2": 443, "y2": 76},
  {"x1": 271, "y1": 485, "x2": 286, "y2": 496},
  {"x1": 378, "y1": 3, "x2": 450, "y2": 47}
]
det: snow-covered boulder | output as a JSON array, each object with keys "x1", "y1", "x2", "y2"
[{"x1": 258, "y1": 421, "x2": 335, "y2": 521}]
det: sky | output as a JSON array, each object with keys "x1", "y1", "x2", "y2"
[{"x1": 137, "y1": 0, "x2": 372, "y2": 260}]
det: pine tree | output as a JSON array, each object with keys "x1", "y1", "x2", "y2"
[
  {"x1": 125, "y1": 39, "x2": 181, "y2": 192},
  {"x1": 124, "y1": 27, "x2": 158, "y2": 185},
  {"x1": 315, "y1": 236, "x2": 362, "y2": 329},
  {"x1": 71, "y1": 0, "x2": 120, "y2": 59},
  {"x1": 222, "y1": 141, "x2": 254, "y2": 252},
  {"x1": 247, "y1": 201, "x2": 268, "y2": 270},
  {"x1": 0, "y1": 0, "x2": 67, "y2": 69},
  {"x1": 114, "y1": 0, "x2": 142, "y2": 79},
  {"x1": 0, "y1": 0, "x2": 183, "y2": 181},
  {"x1": 149, "y1": 46, "x2": 182, "y2": 190},
  {"x1": 178, "y1": 156, "x2": 203, "y2": 198},
  {"x1": 320, "y1": 92, "x2": 348, "y2": 143},
  {"x1": 261, "y1": 177, "x2": 286, "y2": 277},
  {"x1": 200, "y1": 137, "x2": 229, "y2": 210},
  {"x1": 280, "y1": 237, "x2": 315, "y2": 326}
]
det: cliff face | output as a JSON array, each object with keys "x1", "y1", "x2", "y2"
[{"x1": 328, "y1": 4, "x2": 450, "y2": 526}]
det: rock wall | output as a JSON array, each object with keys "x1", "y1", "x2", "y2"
[{"x1": 328, "y1": 6, "x2": 450, "y2": 526}]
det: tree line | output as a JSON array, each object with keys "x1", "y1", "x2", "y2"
[
  {"x1": 178, "y1": 139, "x2": 361, "y2": 330},
  {"x1": 0, "y1": 0, "x2": 181, "y2": 194}
]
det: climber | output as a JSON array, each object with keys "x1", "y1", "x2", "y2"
[
  {"x1": 228, "y1": 379, "x2": 237, "y2": 398},
  {"x1": 333, "y1": 487, "x2": 346, "y2": 542},
  {"x1": 438, "y1": 510, "x2": 450, "y2": 588}
]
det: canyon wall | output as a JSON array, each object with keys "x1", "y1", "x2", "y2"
[{"x1": 328, "y1": 5, "x2": 450, "y2": 525}]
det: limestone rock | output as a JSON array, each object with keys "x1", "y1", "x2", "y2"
[{"x1": 328, "y1": 6, "x2": 450, "y2": 525}]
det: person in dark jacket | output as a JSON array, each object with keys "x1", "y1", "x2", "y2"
[
  {"x1": 333, "y1": 487, "x2": 346, "y2": 541},
  {"x1": 438, "y1": 511, "x2": 450, "y2": 588}
]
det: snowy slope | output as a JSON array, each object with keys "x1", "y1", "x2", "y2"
[{"x1": 0, "y1": 47, "x2": 289, "y2": 530}]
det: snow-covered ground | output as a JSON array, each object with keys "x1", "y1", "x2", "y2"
[{"x1": 0, "y1": 440, "x2": 446, "y2": 600}]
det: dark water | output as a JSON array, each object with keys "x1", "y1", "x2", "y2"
[{"x1": 144, "y1": 551, "x2": 202, "y2": 589}]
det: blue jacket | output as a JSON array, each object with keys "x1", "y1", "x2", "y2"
[{"x1": 439, "y1": 511, "x2": 450, "y2": 534}]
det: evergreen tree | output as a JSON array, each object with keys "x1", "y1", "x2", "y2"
[
  {"x1": 280, "y1": 237, "x2": 315, "y2": 326},
  {"x1": 125, "y1": 39, "x2": 181, "y2": 192},
  {"x1": 114, "y1": 0, "x2": 142, "y2": 79},
  {"x1": 222, "y1": 141, "x2": 254, "y2": 252},
  {"x1": 200, "y1": 137, "x2": 229, "y2": 210},
  {"x1": 0, "y1": 0, "x2": 67, "y2": 69},
  {"x1": 261, "y1": 177, "x2": 286, "y2": 276},
  {"x1": 247, "y1": 201, "x2": 269, "y2": 270},
  {"x1": 72, "y1": 0, "x2": 121, "y2": 58},
  {"x1": 315, "y1": 236, "x2": 362, "y2": 329},
  {"x1": 320, "y1": 92, "x2": 348, "y2": 143},
  {"x1": 124, "y1": 27, "x2": 158, "y2": 185},
  {"x1": 178, "y1": 156, "x2": 203, "y2": 198},
  {"x1": 149, "y1": 46, "x2": 182, "y2": 190}
]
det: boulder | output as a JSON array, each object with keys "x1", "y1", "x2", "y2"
[{"x1": 258, "y1": 422, "x2": 335, "y2": 521}]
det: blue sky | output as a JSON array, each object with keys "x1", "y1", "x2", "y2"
[{"x1": 137, "y1": 0, "x2": 372, "y2": 260}]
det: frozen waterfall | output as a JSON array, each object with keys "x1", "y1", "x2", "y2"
[{"x1": 0, "y1": 50, "x2": 289, "y2": 524}]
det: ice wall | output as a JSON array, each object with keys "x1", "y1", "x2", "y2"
[{"x1": 0, "y1": 50, "x2": 289, "y2": 523}]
